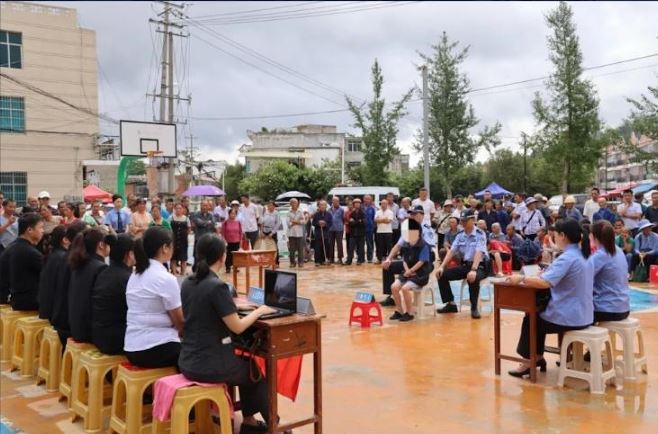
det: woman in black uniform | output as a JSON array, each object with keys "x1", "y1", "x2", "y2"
[
  {"x1": 38, "y1": 225, "x2": 67, "y2": 321},
  {"x1": 178, "y1": 234, "x2": 279, "y2": 434}
]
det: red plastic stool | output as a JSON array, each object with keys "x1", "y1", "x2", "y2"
[
  {"x1": 349, "y1": 301, "x2": 383, "y2": 328},
  {"x1": 650, "y1": 265, "x2": 658, "y2": 285}
]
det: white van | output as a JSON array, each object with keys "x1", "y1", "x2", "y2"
[{"x1": 328, "y1": 186, "x2": 400, "y2": 206}]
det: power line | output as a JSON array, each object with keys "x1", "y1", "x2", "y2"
[{"x1": 189, "y1": 1, "x2": 333, "y2": 20}]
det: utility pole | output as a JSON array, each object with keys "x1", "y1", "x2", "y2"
[
  {"x1": 421, "y1": 65, "x2": 430, "y2": 197},
  {"x1": 186, "y1": 133, "x2": 197, "y2": 185},
  {"x1": 521, "y1": 132, "x2": 529, "y2": 193}
]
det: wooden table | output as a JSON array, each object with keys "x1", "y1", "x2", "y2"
[
  {"x1": 249, "y1": 314, "x2": 323, "y2": 434},
  {"x1": 493, "y1": 281, "x2": 550, "y2": 383},
  {"x1": 231, "y1": 250, "x2": 277, "y2": 293}
]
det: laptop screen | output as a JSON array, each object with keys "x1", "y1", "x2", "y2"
[{"x1": 264, "y1": 269, "x2": 297, "y2": 311}]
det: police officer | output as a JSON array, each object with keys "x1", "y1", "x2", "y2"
[
  {"x1": 435, "y1": 209, "x2": 488, "y2": 319},
  {"x1": 380, "y1": 206, "x2": 436, "y2": 306}
]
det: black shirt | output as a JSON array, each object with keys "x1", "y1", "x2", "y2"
[
  {"x1": 645, "y1": 205, "x2": 658, "y2": 225},
  {"x1": 8, "y1": 238, "x2": 43, "y2": 310},
  {"x1": 348, "y1": 208, "x2": 366, "y2": 237},
  {"x1": 68, "y1": 254, "x2": 107, "y2": 343},
  {"x1": 38, "y1": 248, "x2": 67, "y2": 320},
  {"x1": 91, "y1": 261, "x2": 131, "y2": 355},
  {"x1": 179, "y1": 272, "x2": 241, "y2": 383},
  {"x1": 51, "y1": 252, "x2": 72, "y2": 334},
  {"x1": 0, "y1": 241, "x2": 17, "y2": 303}
]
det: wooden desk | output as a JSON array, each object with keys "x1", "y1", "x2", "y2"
[
  {"x1": 250, "y1": 314, "x2": 323, "y2": 434},
  {"x1": 232, "y1": 250, "x2": 277, "y2": 293},
  {"x1": 493, "y1": 281, "x2": 550, "y2": 383}
]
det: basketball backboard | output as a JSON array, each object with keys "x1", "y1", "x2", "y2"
[{"x1": 120, "y1": 120, "x2": 177, "y2": 158}]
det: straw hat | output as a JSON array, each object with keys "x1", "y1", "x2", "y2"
[{"x1": 564, "y1": 195, "x2": 576, "y2": 204}]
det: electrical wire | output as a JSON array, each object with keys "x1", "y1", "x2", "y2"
[{"x1": 189, "y1": 1, "x2": 321, "y2": 20}]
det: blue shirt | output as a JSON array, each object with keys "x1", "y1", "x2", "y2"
[
  {"x1": 104, "y1": 208, "x2": 131, "y2": 233},
  {"x1": 399, "y1": 223, "x2": 436, "y2": 248},
  {"x1": 328, "y1": 206, "x2": 344, "y2": 232},
  {"x1": 364, "y1": 205, "x2": 376, "y2": 233},
  {"x1": 497, "y1": 210, "x2": 510, "y2": 229},
  {"x1": 450, "y1": 228, "x2": 487, "y2": 262},
  {"x1": 0, "y1": 215, "x2": 18, "y2": 248},
  {"x1": 540, "y1": 243, "x2": 593, "y2": 326},
  {"x1": 634, "y1": 231, "x2": 658, "y2": 254},
  {"x1": 160, "y1": 208, "x2": 171, "y2": 220},
  {"x1": 592, "y1": 207, "x2": 616, "y2": 225},
  {"x1": 588, "y1": 246, "x2": 630, "y2": 314}
]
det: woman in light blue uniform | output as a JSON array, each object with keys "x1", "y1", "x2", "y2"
[
  {"x1": 589, "y1": 220, "x2": 630, "y2": 322},
  {"x1": 507, "y1": 218, "x2": 593, "y2": 378}
]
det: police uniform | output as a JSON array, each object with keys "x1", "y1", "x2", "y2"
[{"x1": 437, "y1": 219, "x2": 488, "y2": 311}]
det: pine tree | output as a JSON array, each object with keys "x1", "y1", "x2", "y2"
[
  {"x1": 346, "y1": 59, "x2": 413, "y2": 186},
  {"x1": 532, "y1": 1, "x2": 601, "y2": 194},
  {"x1": 418, "y1": 32, "x2": 500, "y2": 198}
]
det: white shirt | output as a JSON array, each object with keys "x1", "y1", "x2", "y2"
[
  {"x1": 239, "y1": 203, "x2": 259, "y2": 233},
  {"x1": 124, "y1": 259, "x2": 181, "y2": 352},
  {"x1": 375, "y1": 209, "x2": 394, "y2": 233},
  {"x1": 512, "y1": 202, "x2": 527, "y2": 231},
  {"x1": 617, "y1": 202, "x2": 643, "y2": 230},
  {"x1": 583, "y1": 199, "x2": 600, "y2": 222},
  {"x1": 213, "y1": 205, "x2": 229, "y2": 223},
  {"x1": 412, "y1": 198, "x2": 435, "y2": 225},
  {"x1": 521, "y1": 207, "x2": 545, "y2": 235}
]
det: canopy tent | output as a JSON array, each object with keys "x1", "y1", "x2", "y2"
[
  {"x1": 632, "y1": 181, "x2": 658, "y2": 195},
  {"x1": 474, "y1": 182, "x2": 514, "y2": 199},
  {"x1": 83, "y1": 184, "x2": 112, "y2": 203},
  {"x1": 603, "y1": 183, "x2": 637, "y2": 198}
]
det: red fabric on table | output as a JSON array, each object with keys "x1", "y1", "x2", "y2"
[{"x1": 234, "y1": 349, "x2": 303, "y2": 402}]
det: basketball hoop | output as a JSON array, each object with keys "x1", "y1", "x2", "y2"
[{"x1": 146, "y1": 150, "x2": 165, "y2": 168}]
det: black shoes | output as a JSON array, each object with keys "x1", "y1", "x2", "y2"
[
  {"x1": 389, "y1": 311, "x2": 403, "y2": 320},
  {"x1": 380, "y1": 296, "x2": 396, "y2": 307},
  {"x1": 507, "y1": 359, "x2": 547, "y2": 378},
  {"x1": 437, "y1": 303, "x2": 458, "y2": 314},
  {"x1": 471, "y1": 309, "x2": 481, "y2": 319},
  {"x1": 399, "y1": 313, "x2": 415, "y2": 322},
  {"x1": 239, "y1": 421, "x2": 268, "y2": 434}
]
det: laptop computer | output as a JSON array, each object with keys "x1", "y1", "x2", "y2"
[{"x1": 237, "y1": 269, "x2": 297, "y2": 320}]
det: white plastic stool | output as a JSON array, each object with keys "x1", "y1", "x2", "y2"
[
  {"x1": 558, "y1": 326, "x2": 616, "y2": 394},
  {"x1": 412, "y1": 286, "x2": 436, "y2": 319},
  {"x1": 599, "y1": 318, "x2": 648, "y2": 381},
  {"x1": 458, "y1": 278, "x2": 491, "y2": 313}
]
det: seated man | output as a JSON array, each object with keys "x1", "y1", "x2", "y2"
[
  {"x1": 504, "y1": 223, "x2": 525, "y2": 270},
  {"x1": 630, "y1": 221, "x2": 658, "y2": 280},
  {"x1": 488, "y1": 222, "x2": 506, "y2": 242},
  {"x1": 382, "y1": 219, "x2": 433, "y2": 322}
]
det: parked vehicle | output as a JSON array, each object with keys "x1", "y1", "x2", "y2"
[
  {"x1": 328, "y1": 186, "x2": 400, "y2": 205},
  {"x1": 547, "y1": 193, "x2": 588, "y2": 214}
]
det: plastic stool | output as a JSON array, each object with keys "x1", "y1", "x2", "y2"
[
  {"x1": 71, "y1": 349, "x2": 126, "y2": 433},
  {"x1": 11, "y1": 316, "x2": 49, "y2": 376},
  {"x1": 458, "y1": 279, "x2": 491, "y2": 313},
  {"x1": 557, "y1": 326, "x2": 616, "y2": 394},
  {"x1": 151, "y1": 383, "x2": 233, "y2": 434},
  {"x1": 0, "y1": 304, "x2": 11, "y2": 356},
  {"x1": 348, "y1": 301, "x2": 383, "y2": 328},
  {"x1": 650, "y1": 265, "x2": 658, "y2": 284},
  {"x1": 0, "y1": 310, "x2": 37, "y2": 362},
  {"x1": 599, "y1": 318, "x2": 648, "y2": 381},
  {"x1": 412, "y1": 286, "x2": 436, "y2": 319},
  {"x1": 59, "y1": 340, "x2": 96, "y2": 407},
  {"x1": 36, "y1": 326, "x2": 63, "y2": 391},
  {"x1": 110, "y1": 363, "x2": 177, "y2": 434}
]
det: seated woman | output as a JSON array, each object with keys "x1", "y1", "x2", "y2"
[
  {"x1": 506, "y1": 218, "x2": 593, "y2": 378},
  {"x1": 488, "y1": 238, "x2": 512, "y2": 277},
  {"x1": 178, "y1": 234, "x2": 277, "y2": 434},
  {"x1": 91, "y1": 234, "x2": 135, "y2": 355},
  {"x1": 383, "y1": 219, "x2": 433, "y2": 322},
  {"x1": 68, "y1": 227, "x2": 110, "y2": 343},
  {"x1": 38, "y1": 225, "x2": 68, "y2": 321},
  {"x1": 124, "y1": 226, "x2": 183, "y2": 368},
  {"x1": 589, "y1": 220, "x2": 630, "y2": 322}
]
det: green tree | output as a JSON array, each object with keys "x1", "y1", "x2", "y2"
[
  {"x1": 532, "y1": 1, "x2": 601, "y2": 194},
  {"x1": 221, "y1": 163, "x2": 246, "y2": 200},
  {"x1": 627, "y1": 84, "x2": 658, "y2": 139},
  {"x1": 127, "y1": 159, "x2": 146, "y2": 176},
  {"x1": 346, "y1": 59, "x2": 413, "y2": 186},
  {"x1": 418, "y1": 32, "x2": 501, "y2": 198},
  {"x1": 299, "y1": 160, "x2": 342, "y2": 198},
  {"x1": 238, "y1": 161, "x2": 299, "y2": 200}
]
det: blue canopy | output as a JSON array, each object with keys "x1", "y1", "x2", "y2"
[
  {"x1": 475, "y1": 182, "x2": 514, "y2": 199},
  {"x1": 632, "y1": 181, "x2": 658, "y2": 194}
]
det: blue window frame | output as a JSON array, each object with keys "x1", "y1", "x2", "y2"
[
  {"x1": 0, "y1": 96, "x2": 25, "y2": 132},
  {"x1": 0, "y1": 172, "x2": 28, "y2": 207},
  {"x1": 0, "y1": 30, "x2": 22, "y2": 68}
]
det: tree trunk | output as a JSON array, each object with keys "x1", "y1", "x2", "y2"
[{"x1": 562, "y1": 159, "x2": 570, "y2": 194}]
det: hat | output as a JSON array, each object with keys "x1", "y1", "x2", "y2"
[
  {"x1": 410, "y1": 205, "x2": 425, "y2": 214},
  {"x1": 443, "y1": 199, "x2": 453, "y2": 207},
  {"x1": 533, "y1": 193, "x2": 544, "y2": 202},
  {"x1": 230, "y1": 200, "x2": 240, "y2": 206},
  {"x1": 525, "y1": 197, "x2": 538, "y2": 206},
  {"x1": 638, "y1": 220, "x2": 655, "y2": 231},
  {"x1": 542, "y1": 196, "x2": 548, "y2": 202},
  {"x1": 38, "y1": 191, "x2": 51, "y2": 199},
  {"x1": 460, "y1": 209, "x2": 476, "y2": 221},
  {"x1": 564, "y1": 195, "x2": 576, "y2": 204}
]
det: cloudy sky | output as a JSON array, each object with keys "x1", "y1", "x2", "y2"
[{"x1": 57, "y1": 1, "x2": 658, "y2": 166}]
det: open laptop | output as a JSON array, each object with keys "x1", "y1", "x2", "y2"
[{"x1": 237, "y1": 269, "x2": 297, "y2": 320}]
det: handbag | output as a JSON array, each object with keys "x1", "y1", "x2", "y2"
[
  {"x1": 232, "y1": 328, "x2": 266, "y2": 382},
  {"x1": 632, "y1": 259, "x2": 648, "y2": 282}
]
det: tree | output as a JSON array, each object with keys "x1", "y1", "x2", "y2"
[
  {"x1": 126, "y1": 159, "x2": 146, "y2": 176},
  {"x1": 221, "y1": 163, "x2": 246, "y2": 200},
  {"x1": 346, "y1": 59, "x2": 413, "y2": 186},
  {"x1": 532, "y1": 1, "x2": 601, "y2": 194},
  {"x1": 238, "y1": 161, "x2": 299, "y2": 200},
  {"x1": 417, "y1": 32, "x2": 501, "y2": 198},
  {"x1": 299, "y1": 160, "x2": 342, "y2": 198},
  {"x1": 627, "y1": 84, "x2": 658, "y2": 139}
]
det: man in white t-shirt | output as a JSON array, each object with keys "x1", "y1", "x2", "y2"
[
  {"x1": 618, "y1": 189, "x2": 643, "y2": 235},
  {"x1": 582, "y1": 187, "x2": 600, "y2": 222},
  {"x1": 239, "y1": 194, "x2": 260, "y2": 248},
  {"x1": 511, "y1": 193, "x2": 527, "y2": 233},
  {"x1": 374, "y1": 199, "x2": 395, "y2": 263},
  {"x1": 411, "y1": 188, "x2": 435, "y2": 226}
]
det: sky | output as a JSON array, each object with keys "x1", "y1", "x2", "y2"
[{"x1": 55, "y1": 1, "x2": 658, "y2": 166}]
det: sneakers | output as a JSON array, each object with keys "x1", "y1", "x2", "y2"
[
  {"x1": 471, "y1": 309, "x2": 481, "y2": 319},
  {"x1": 389, "y1": 311, "x2": 403, "y2": 320},
  {"x1": 399, "y1": 313, "x2": 415, "y2": 322},
  {"x1": 380, "y1": 296, "x2": 396, "y2": 307},
  {"x1": 437, "y1": 303, "x2": 458, "y2": 314}
]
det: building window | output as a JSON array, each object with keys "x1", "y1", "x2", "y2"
[
  {"x1": 347, "y1": 141, "x2": 361, "y2": 153},
  {"x1": 0, "y1": 171, "x2": 27, "y2": 207},
  {"x1": 0, "y1": 96, "x2": 25, "y2": 132},
  {"x1": 0, "y1": 30, "x2": 22, "y2": 68}
]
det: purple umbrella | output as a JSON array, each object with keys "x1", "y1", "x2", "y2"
[{"x1": 182, "y1": 184, "x2": 225, "y2": 197}]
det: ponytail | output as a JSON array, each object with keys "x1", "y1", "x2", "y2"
[
  {"x1": 134, "y1": 226, "x2": 173, "y2": 274},
  {"x1": 68, "y1": 227, "x2": 105, "y2": 270},
  {"x1": 192, "y1": 233, "x2": 226, "y2": 283},
  {"x1": 580, "y1": 225, "x2": 591, "y2": 259},
  {"x1": 591, "y1": 220, "x2": 616, "y2": 256},
  {"x1": 133, "y1": 238, "x2": 149, "y2": 274}
]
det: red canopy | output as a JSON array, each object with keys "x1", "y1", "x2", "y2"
[
  {"x1": 603, "y1": 182, "x2": 637, "y2": 198},
  {"x1": 83, "y1": 184, "x2": 112, "y2": 203}
]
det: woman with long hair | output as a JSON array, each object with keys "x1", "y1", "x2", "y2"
[
  {"x1": 169, "y1": 202, "x2": 190, "y2": 275},
  {"x1": 38, "y1": 225, "x2": 68, "y2": 321},
  {"x1": 91, "y1": 234, "x2": 136, "y2": 355},
  {"x1": 68, "y1": 227, "x2": 110, "y2": 343},
  {"x1": 179, "y1": 234, "x2": 275, "y2": 434},
  {"x1": 589, "y1": 220, "x2": 630, "y2": 322},
  {"x1": 506, "y1": 219, "x2": 593, "y2": 378},
  {"x1": 124, "y1": 226, "x2": 183, "y2": 368}
]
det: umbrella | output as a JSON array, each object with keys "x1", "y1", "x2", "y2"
[
  {"x1": 275, "y1": 191, "x2": 311, "y2": 201},
  {"x1": 182, "y1": 184, "x2": 225, "y2": 197},
  {"x1": 83, "y1": 184, "x2": 112, "y2": 203}
]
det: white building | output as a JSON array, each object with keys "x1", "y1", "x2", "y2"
[{"x1": 597, "y1": 133, "x2": 658, "y2": 190}]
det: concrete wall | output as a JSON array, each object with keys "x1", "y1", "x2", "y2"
[{"x1": 0, "y1": 1, "x2": 98, "y2": 203}]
